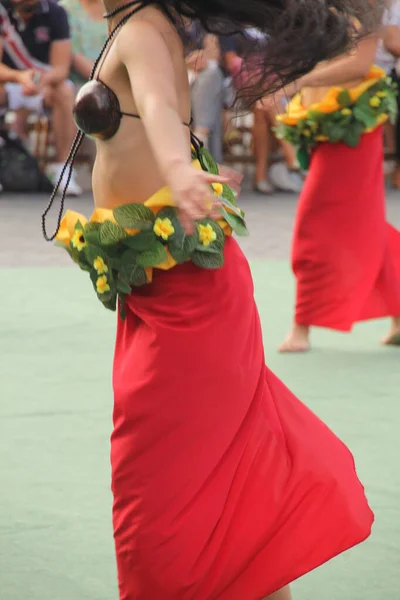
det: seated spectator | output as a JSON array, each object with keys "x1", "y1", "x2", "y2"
[
  {"x1": 184, "y1": 20, "x2": 224, "y2": 163},
  {"x1": 0, "y1": 0, "x2": 81, "y2": 195},
  {"x1": 223, "y1": 30, "x2": 302, "y2": 194},
  {"x1": 60, "y1": 0, "x2": 106, "y2": 87}
]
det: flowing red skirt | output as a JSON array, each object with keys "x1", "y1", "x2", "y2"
[
  {"x1": 112, "y1": 237, "x2": 373, "y2": 600},
  {"x1": 292, "y1": 127, "x2": 400, "y2": 331}
]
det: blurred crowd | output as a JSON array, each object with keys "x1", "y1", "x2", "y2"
[{"x1": 1, "y1": 0, "x2": 400, "y2": 196}]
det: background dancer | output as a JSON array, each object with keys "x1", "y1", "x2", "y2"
[{"x1": 278, "y1": 33, "x2": 400, "y2": 352}]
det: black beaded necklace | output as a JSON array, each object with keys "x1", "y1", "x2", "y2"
[{"x1": 41, "y1": 0, "x2": 148, "y2": 242}]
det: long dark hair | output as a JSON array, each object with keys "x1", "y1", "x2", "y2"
[{"x1": 163, "y1": 0, "x2": 381, "y2": 103}]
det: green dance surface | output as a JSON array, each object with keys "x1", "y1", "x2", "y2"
[{"x1": 1, "y1": 264, "x2": 399, "y2": 600}]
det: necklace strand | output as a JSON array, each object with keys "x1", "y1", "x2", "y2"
[{"x1": 41, "y1": 3, "x2": 146, "y2": 242}]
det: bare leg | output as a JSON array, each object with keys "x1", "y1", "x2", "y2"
[
  {"x1": 381, "y1": 316, "x2": 400, "y2": 345},
  {"x1": 253, "y1": 104, "x2": 272, "y2": 190},
  {"x1": 279, "y1": 323, "x2": 311, "y2": 353},
  {"x1": 263, "y1": 585, "x2": 292, "y2": 600}
]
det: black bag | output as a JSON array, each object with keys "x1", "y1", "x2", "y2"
[{"x1": 0, "y1": 126, "x2": 53, "y2": 193}]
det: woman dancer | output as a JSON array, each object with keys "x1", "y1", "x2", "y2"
[
  {"x1": 42, "y1": 1, "x2": 375, "y2": 598},
  {"x1": 278, "y1": 33, "x2": 400, "y2": 352}
]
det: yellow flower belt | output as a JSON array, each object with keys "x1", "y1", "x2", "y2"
[
  {"x1": 56, "y1": 152, "x2": 248, "y2": 318},
  {"x1": 276, "y1": 65, "x2": 397, "y2": 168}
]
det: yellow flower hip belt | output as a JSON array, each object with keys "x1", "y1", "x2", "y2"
[
  {"x1": 56, "y1": 149, "x2": 248, "y2": 318},
  {"x1": 276, "y1": 65, "x2": 398, "y2": 169}
]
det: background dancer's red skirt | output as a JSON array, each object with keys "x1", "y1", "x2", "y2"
[
  {"x1": 112, "y1": 237, "x2": 373, "y2": 600},
  {"x1": 292, "y1": 126, "x2": 400, "y2": 331}
]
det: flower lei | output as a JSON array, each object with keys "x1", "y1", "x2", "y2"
[
  {"x1": 56, "y1": 147, "x2": 248, "y2": 319},
  {"x1": 276, "y1": 68, "x2": 398, "y2": 170}
]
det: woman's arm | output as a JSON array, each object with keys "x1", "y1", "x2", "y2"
[
  {"x1": 383, "y1": 24, "x2": 400, "y2": 57},
  {"x1": 298, "y1": 35, "x2": 378, "y2": 88},
  {"x1": 117, "y1": 21, "x2": 192, "y2": 178},
  {"x1": 117, "y1": 20, "x2": 227, "y2": 232}
]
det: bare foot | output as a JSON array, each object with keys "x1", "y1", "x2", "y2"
[
  {"x1": 278, "y1": 324, "x2": 310, "y2": 353},
  {"x1": 381, "y1": 317, "x2": 400, "y2": 346}
]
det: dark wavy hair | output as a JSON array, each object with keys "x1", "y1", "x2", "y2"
[{"x1": 162, "y1": 0, "x2": 382, "y2": 104}]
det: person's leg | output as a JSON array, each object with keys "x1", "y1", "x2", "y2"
[
  {"x1": 0, "y1": 84, "x2": 7, "y2": 109},
  {"x1": 43, "y1": 80, "x2": 82, "y2": 195},
  {"x1": 43, "y1": 80, "x2": 77, "y2": 163},
  {"x1": 191, "y1": 64, "x2": 224, "y2": 160},
  {"x1": 381, "y1": 316, "x2": 400, "y2": 345},
  {"x1": 253, "y1": 102, "x2": 273, "y2": 193},
  {"x1": 278, "y1": 323, "x2": 311, "y2": 353},
  {"x1": 207, "y1": 71, "x2": 224, "y2": 163},
  {"x1": 263, "y1": 585, "x2": 292, "y2": 600}
]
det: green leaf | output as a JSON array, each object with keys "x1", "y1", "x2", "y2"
[
  {"x1": 67, "y1": 245, "x2": 83, "y2": 265},
  {"x1": 353, "y1": 104, "x2": 377, "y2": 128},
  {"x1": 113, "y1": 203, "x2": 155, "y2": 230},
  {"x1": 101, "y1": 295, "x2": 117, "y2": 312},
  {"x1": 307, "y1": 109, "x2": 326, "y2": 121},
  {"x1": 136, "y1": 242, "x2": 168, "y2": 267},
  {"x1": 323, "y1": 122, "x2": 347, "y2": 144},
  {"x1": 99, "y1": 221, "x2": 127, "y2": 246},
  {"x1": 191, "y1": 249, "x2": 224, "y2": 269},
  {"x1": 198, "y1": 147, "x2": 219, "y2": 175},
  {"x1": 83, "y1": 230, "x2": 101, "y2": 246},
  {"x1": 116, "y1": 277, "x2": 132, "y2": 295},
  {"x1": 168, "y1": 232, "x2": 198, "y2": 263},
  {"x1": 219, "y1": 196, "x2": 244, "y2": 219},
  {"x1": 78, "y1": 262, "x2": 92, "y2": 273},
  {"x1": 75, "y1": 219, "x2": 85, "y2": 232},
  {"x1": 123, "y1": 230, "x2": 158, "y2": 251},
  {"x1": 297, "y1": 147, "x2": 310, "y2": 170},
  {"x1": 221, "y1": 184, "x2": 237, "y2": 206},
  {"x1": 342, "y1": 122, "x2": 364, "y2": 147},
  {"x1": 84, "y1": 243, "x2": 107, "y2": 265},
  {"x1": 220, "y1": 207, "x2": 249, "y2": 237},
  {"x1": 84, "y1": 221, "x2": 101, "y2": 233},
  {"x1": 120, "y1": 262, "x2": 148, "y2": 287},
  {"x1": 337, "y1": 89, "x2": 351, "y2": 107}
]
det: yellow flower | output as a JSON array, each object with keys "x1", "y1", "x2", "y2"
[
  {"x1": 212, "y1": 183, "x2": 223, "y2": 196},
  {"x1": 341, "y1": 108, "x2": 352, "y2": 116},
  {"x1": 198, "y1": 223, "x2": 217, "y2": 247},
  {"x1": 56, "y1": 210, "x2": 88, "y2": 246},
  {"x1": 154, "y1": 217, "x2": 175, "y2": 241},
  {"x1": 93, "y1": 256, "x2": 108, "y2": 275},
  {"x1": 303, "y1": 128, "x2": 311, "y2": 137},
  {"x1": 369, "y1": 96, "x2": 381, "y2": 108},
  {"x1": 71, "y1": 230, "x2": 87, "y2": 252},
  {"x1": 377, "y1": 90, "x2": 387, "y2": 98},
  {"x1": 96, "y1": 275, "x2": 110, "y2": 295}
]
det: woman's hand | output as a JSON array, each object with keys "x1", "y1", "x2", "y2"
[{"x1": 168, "y1": 164, "x2": 228, "y2": 234}]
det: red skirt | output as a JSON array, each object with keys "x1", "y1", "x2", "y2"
[
  {"x1": 292, "y1": 127, "x2": 400, "y2": 331},
  {"x1": 112, "y1": 237, "x2": 373, "y2": 600}
]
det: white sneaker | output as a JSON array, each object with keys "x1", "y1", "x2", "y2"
[
  {"x1": 269, "y1": 162, "x2": 303, "y2": 193},
  {"x1": 47, "y1": 162, "x2": 82, "y2": 197}
]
